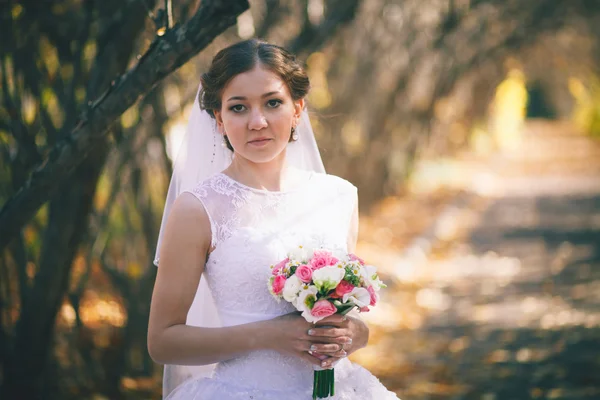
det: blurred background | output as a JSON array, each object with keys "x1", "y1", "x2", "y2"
[{"x1": 1, "y1": 0, "x2": 600, "y2": 399}]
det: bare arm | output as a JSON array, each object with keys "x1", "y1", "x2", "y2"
[
  {"x1": 148, "y1": 193, "x2": 270, "y2": 365},
  {"x1": 148, "y1": 193, "x2": 324, "y2": 367}
]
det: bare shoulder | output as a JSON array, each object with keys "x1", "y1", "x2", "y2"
[
  {"x1": 170, "y1": 191, "x2": 211, "y2": 222},
  {"x1": 157, "y1": 191, "x2": 212, "y2": 270}
]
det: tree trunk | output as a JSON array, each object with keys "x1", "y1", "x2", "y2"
[
  {"x1": 1, "y1": 140, "x2": 108, "y2": 398},
  {"x1": 0, "y1": 0, "x2": 155, "y2": 395}
]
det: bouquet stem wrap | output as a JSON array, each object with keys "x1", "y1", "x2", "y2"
[
  {"x1": 313, "y1": 367, "x2": 334, "y2": 399},
  {"x1": 312, "y1": 324, "x2": 337, "y2": 399}
]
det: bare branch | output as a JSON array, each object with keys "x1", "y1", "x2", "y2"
[
  {"x1": 0, "y1": 0, "x2": 250, "y2": 252},
  {"x1": 63, "y1": 1, "x2": 94, "y2": 131},
  {"x1": 166, "y1": 0, "x2": 174, "y2": 28},
  {"x1": 287, "y1": 0, "x2": 360, "y2": 55},
  {"x1": 255, "y1": 0, "x2": 286, "y2": 38}
]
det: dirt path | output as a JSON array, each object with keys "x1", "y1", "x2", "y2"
[{"x1": 355, "y1": 120, "x2": 600, "y2": 400}]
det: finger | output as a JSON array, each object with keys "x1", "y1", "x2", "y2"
[
  {"x1": 308, "y1": 350, "x2": 336, "y2": 362},
  {"x1": 296, "y1": 341, "x2": 311, "y2": 352},
  {"x1": 310, "y1": 343, "x2": 343, "y2": 353},
  {"x1": 315, "y1": 314, "x2": 347, "y2": 327},
  {"x1": 310, "y1": 336, "x2": 352, "y2": 350},
  {"x1": 331, "y1": 348, "x2": 348, "y2": 358},
  {"x1": 327, "y1": 336, "x2": 353, "y2": 345},
  {"x1": 300, "y1": 351, "x2": 328, "y2": 368},
  {"x1": 308, "y1": 353, "x2": 336, "y2": 369},
  {"x1": 318, "y1": 356, "x2": 336, "y2": 369},
  {"x1": 305, "y1": 352, "x2": 338, "y2": 368},
  {"x1": 309, "y1": 351, "x2": 329, "y2": 361},
  {"x1": 311, "y1": 337, "x2": 353, "y2": 354},
  {"x1": 308, "y1": 327, "x2": 346, "y2": 338},
  {"x1": 298, "y1": 339, "x2": 340, "y2": 353}
]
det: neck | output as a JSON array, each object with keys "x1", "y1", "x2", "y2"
[{"x1": 226, "y1": 149, "x2": 292, "y2": 191}]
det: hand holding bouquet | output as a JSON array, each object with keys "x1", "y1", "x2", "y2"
[{"x1": 267, "y1": 245, "x2": 386, "y2": 399}]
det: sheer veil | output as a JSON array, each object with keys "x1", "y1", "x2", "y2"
[{"x1": 153, "y1": 84, "x2": 325, "y2": 398}]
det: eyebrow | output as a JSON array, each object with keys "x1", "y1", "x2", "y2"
[{"x1": 226, "y1": 91, "x2": 281, "y2": 102}]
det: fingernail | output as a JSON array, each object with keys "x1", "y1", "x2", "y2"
[
  {"x1": 345, "y1": 338, "x2": 352, "y2": 344},
  {"x1": 310, "y1": 345, "x2": 317, "y2": 351},
  {"x1": 340, "y1": 350, "x2": 347, "y2": 357},
  {"x1": 321, "y1": 361, "x2": 327, "y2": 367},
  {"x1": 308, "y1": 329, "x2": 315, "y2": 336}
]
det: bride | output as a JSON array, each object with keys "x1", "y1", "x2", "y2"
[{"x1": 148, "y1": 39, "x2": 400, "y2": 399}]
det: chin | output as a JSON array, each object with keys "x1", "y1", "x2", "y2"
[{"x1": 239, "y1": 146, "x2": 287, "y2": 164}]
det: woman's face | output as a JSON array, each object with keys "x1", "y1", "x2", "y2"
[{"x1": 214, "y1": 64, "x2": 304, "y2": 165}]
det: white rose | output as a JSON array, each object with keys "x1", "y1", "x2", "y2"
[
  {"x1": 342, "y1": 287, "x2": 371, "y2": 307},
  {"x1": 332, "y1": 249, "x2": 347, "y2": 261},
  {"x1": 311, "y1": 265, "x2": 345, "y2": 292},
  {"x1": 282, "y1": 275, "x2": 302, "y2": 305},
  {"x1": 295, "y1": 285, "x2": 318, "y2": 314},
  {"x1": 288, "y1": 245, "x2": 314, "y2": 263}
]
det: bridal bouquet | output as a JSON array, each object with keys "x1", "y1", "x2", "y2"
[{"x1": 267, "y1": 245, "x2": 386, "y2": 399}]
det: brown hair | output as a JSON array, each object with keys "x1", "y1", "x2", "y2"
[
  {"x1": 200, "y1": 39, "x2": 310, "y2": 115},
  {"x1": 199, "y1": 39, "x2": 310, "y2": 151}
]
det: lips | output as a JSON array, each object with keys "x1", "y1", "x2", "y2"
[
  {"x1": 248, "y1": 138, "x2": 272, "y2": 144},
  {"x1": 248, "y1": 137, "x2": 272, "y2": 144}
]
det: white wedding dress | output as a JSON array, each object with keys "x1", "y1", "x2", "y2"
[{"x1": 165, "y1": 171, "x2": 399, "y2": 399}]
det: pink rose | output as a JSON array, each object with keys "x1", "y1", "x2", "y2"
[
  {"x1": 335, "y1": 280, "x2": 355, "y2": 298},
  {"x1": 310, "y1": 250, "x2": 339, "y2": 270},
  {"x1": 367, "y1": 285, "x2": 378, "y2": 306},
  {"x1": 311, "y1": 299, "x2": 337, "y2": 319},
  {"x1": 348, "y1": 253, "x2": 365, "y2": 265},
  {"x1": 295, "y1": 264, "x2": 313, "y2": 283},
  {"x1": 272, "y1": 257, "x2": 289, "y2": 276},
  {"x1": 272, "y1": 275, "x2": 286, "y2": 295}
]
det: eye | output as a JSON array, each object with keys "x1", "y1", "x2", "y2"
[
  {"x1": 229, "y1": 104, "x2": 246, "y2": 113},
  {"x1": 266, "y1": 99, "x2": 282, "y2": 108}
]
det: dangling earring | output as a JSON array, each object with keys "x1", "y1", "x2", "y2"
[
  {"x1": 291, "y1": 126, "x2": 299, "y2": 141},
  {"x1": 221, "y1": 134, "x2": 228, "y2": 148}
]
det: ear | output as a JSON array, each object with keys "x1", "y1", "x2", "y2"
[
  {"x1": 213, "y1": 110, "x2": 225, "y2": 133},
  {"x1": 293, "y1": 98, "x2": 305, "y2": 126}
]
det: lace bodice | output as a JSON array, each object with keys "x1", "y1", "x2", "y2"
[{"x1": 186, "y1": 171, "x2": 357, "y2": 325}]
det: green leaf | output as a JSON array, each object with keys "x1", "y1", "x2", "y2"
[
  {"x1": 335, "y1": 302, "x2": 357, "y2": 314},
  {"x1": 340, "y1": 306, "x2": 357, "y2": 315}
]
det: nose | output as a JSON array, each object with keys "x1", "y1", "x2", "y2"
[{"x1": 248, "y1": 109, "x2": 268, "y2": 130}]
